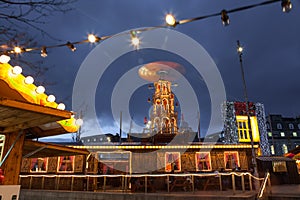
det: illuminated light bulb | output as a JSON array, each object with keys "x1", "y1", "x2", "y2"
[
  {"x1": 88, "y1": 34, "x2": 100, "y2": 43},
  {"x1": 221, "y1": 10, "x2": 230, "y2": 26},
  {"x1": 57, "y1": 103, "x2": 66, "y2": 110},
  {"x1": 41, "y1": 46, "x2": 47, "y2": 57},
  {"x1": 14, "y1": 46, "x2": 23, "y2": 54},
  {"x1": 237, "y1": 46, "x2": 243, "y2": 53},
  {"x1": 47, "y1": 94, "x2": 56, "y2": 102},
  {"x1": 12, "y1": 66, "x2": 22, "y2": 75},
  {"x1": 35, "y1": 86, "x2": 45, "y2": 94},
  {"x1": 0, "y1": 54, "x2": 10, "y2": 63},
  {"x1": 281, "y1": 0, "x2": 292, "y2": 12},
  {"x1": 66, "y1": 42, "x2": 76, "y2": 52},
  {"x1": 24, "y1": 76, "x2": 34, "y2": 84},
  {"x1": 75, "y1": 118, "x2": 83, "y2": 126},
  {"x1": 165, "y1": 14, "x2": 177, "y2": 27},
  {"x1": 130, "y1": 31, "x2": 140, "y2": 48}
]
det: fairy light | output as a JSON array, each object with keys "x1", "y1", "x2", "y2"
[
  {"x1": 0, "y1": 54, "x2": 10, "y2": 63},
  {"x1": 41, "y1": 46, "x2": 47, "y2": 57},
  {"x1": 12, "y1": 66, "x2": 22, "y2": 75},
  {"x1": 221, "y1": 10, "x2": 230, "y2": 26},
  {"x1": 66, "y1": 42, "x2": 76, "y2": 52},
  {"x1": 0, "y1": 0, "x2": 288, "y2": 56},
  {"x1": 165, "y1": 14, "x2": 177, "y2": 27},
  {"x1": 57, "y1": 103, "x2": 66, "y2": 110},
  {"x1": 88, "y1": 34, "x2": 100, "y2": 43},
  {"x1": 24, "y1": 76, "x2": 34, "y2": 84},
  {"x1": 130, "y1": 31, "x2": 140, "y2": 48},
  {"x1": 14, "y1": 46, "x2": 23, "y2": 54},
  {"x1": 35, "y1": 86, "x2": 45, "y2": 94},
  {"x1": 47, "y1": 94, "x2": 56, "y2": 102}
]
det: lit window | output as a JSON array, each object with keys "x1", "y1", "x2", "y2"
[
  {"x1": 289, "y1": 123, "x2": 294, "y2": 129},
  {"x1": 195, "y1": 152, "x2": 212, "y2": 171},
  {"x1": 81, "y1": 139, "x2": 84, "y2": 143},
  {"x1": 282, "y1": 144, "x2": 288, "y2": 154},
  {"x1": 224, "y1": 151, "x2": 240, "y2": 170},
  {"x1": 57, "y1": 156, "x2": 75, "y2": 172},
  {"x1": 236, "y1": 119, "x2": 250, "y2": 142},
  {"x1": 165, "y1": 152, "x2": 181, "y2": 172},
  {"x1": 30, "y1": 158, "x2": 48, "y2": 172},
  {"x1": 280, "y1": 132, "x2": 285, "y2": 137},
  {"x1": 277, "y1": 123, "x2": 282, "y2": 129},
  {"x1": 293, "y1": 132, "x2": 298, "y2": 137},
  {"x1": 87, "y1": 139, "x2": 90, "y2": 142},
  {"x1": 268, "y1": 132, "x2": 272, "y2": 137},
  {"x1": 93, "y1": 138, "x2": 96, "y2": 142},
  {"x1": 270, "y1": 145, "x2": 275, "y2": 155}
]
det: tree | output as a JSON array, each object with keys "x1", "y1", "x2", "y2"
[{"x1": 0, "y1": 0, "x2": 76, "y2": 71}]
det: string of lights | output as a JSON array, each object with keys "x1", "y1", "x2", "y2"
[{"x1": 0, "y1": 0, "x2": 292, "y2": 61}]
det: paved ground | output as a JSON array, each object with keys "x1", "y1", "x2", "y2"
[{"x1": 19, "y1": 184, "x2": 300, "y2": 200}]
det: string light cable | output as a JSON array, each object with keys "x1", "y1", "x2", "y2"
[{"x1": 0, "y1": 0, "x2": 292, "y2": 58}]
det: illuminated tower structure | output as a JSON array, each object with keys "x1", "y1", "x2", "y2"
[{"x1": 149, "y1": 78, "x2": 178, "y2": 134}]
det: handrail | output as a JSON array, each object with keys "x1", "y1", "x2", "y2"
[
  {"x1": 257, "y1": 171, "x2": 271, "y2": 199},
  {"x1": 20, "y1": 171, "x2": 264, "y2": 193}
]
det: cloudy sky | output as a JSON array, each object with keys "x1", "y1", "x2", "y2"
[{"x1": 18, "y1": 0, "x2": 299, "y2": 141}]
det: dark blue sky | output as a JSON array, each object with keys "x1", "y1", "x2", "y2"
[{"x1": 21, "y1": 0, "x2": 300, "y2": 141}]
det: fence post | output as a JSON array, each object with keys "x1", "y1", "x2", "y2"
[
  {"x1": 29, "y1": 176, "x2": 32, "y2": 189},
  {"x1": 167, "y1": 175, "x2": 170, "y2": 193},
  {"x1": 231, "y1": 174, "x2": 236, "y2": 195},
  {"x1": 42, "y1": 176, "x2": 45, "y2": 189},
  {"x1": 241, "y1": 174, "x2": 245, "y2": 192},
  {"x1": 71, "y1": 176, "x2": 74, "y2": 191},
  {"x1": 219, "y1": 174, "x2": 222, "y2": 191},
  {"x1": 192, "y1": 175, "x2": 195, "y2": 193},
  {"x1": 145, "y1": 176, "x2": 147, "y2": 193},
  {"x1": 103, "y1": 176, "x2": 106, "y2": 192},
  {"x1": 249, "y1": 174, "x2": 252, "y2": 191}
]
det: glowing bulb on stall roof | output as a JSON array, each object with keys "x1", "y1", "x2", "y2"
[
  {"x1": 57, "y1": 103, "x2": 66, "y2": 110},
  {"x1": 35, "y1": 86, "x2": 45, "y2": 94},
  {"x1": 88, "y1": 34, "x2": 99, "y2": 43},
  {"x1": 47, "y1": 94, "x2": 56, "y2": 102},
  {"x1": 75, "y1": 118, "x2": 83, "y2": 126},
  {"x1": 12, "y1": 66, "x2": 22, "y2": 75},
  {"x1": 24, "y1": 76, "x2": 34, "y2": 84},
  {"x1": 0, "y1": 54, "x2": 10, "y2": 63}
]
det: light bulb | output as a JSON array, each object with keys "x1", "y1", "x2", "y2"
[
  {"x1": 57, "y1": 103, "x2": 66, "y2": 110},
  {"x1": 88, "y1": 34, "x2": 99, "y2": 43},
  {"x1": 0, "y1": 54, "x2": 10, "y2": 63},
  {"x1": 36, "y1": 86, "x2": 45, "y2": 94},
  {"x1": 165, "y1": 14, "x2": 176, "y2": 27},
  {"x1": 47, "y1": 94, "x2": 56, "y2": 102},
  {"x1": 12, "y1": 66, "x2": 22, "y2": 75},
  {"x1": 75, "y1": 118, "x2": 83, "y2": 126},
  {"x1": 14, "y1": 46, "x2": 22, "y2": 54},
  {"x1": 24, "y1": 76, "x2": 34, "y2": 84}
]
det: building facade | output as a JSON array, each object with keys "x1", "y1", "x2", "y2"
[{"x1": 266, "y1": 114, "x2": 300, "y2": 156}]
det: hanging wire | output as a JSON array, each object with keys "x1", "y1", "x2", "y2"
[{"x1": 0, "y1": 0, "x2": 290, "y2": 56}]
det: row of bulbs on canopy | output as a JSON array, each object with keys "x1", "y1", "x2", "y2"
[
  {"x1": 0, "y1": 0, "x2": 292, "y2": 58},
  {"x1": 0, "y1": 55, "x2": 65, "y2": 110}
]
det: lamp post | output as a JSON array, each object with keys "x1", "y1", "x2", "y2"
[{"x1": 236, "y1": 40, "x2": 258, "y2": 178}]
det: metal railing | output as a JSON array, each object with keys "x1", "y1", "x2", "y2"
[
  {"x1": 257, "y1": 171, "x2": 271, "y2": 199},
  {"x1": 20, "y1": 171, "x2": 264, "y2": 194}
]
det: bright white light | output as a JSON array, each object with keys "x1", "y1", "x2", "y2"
[
  {"x1": 14, "y1": 47, "x2": 22, "y2": 54},
  {"x1": 237, "y1": 46, "x2": 243, "y2": 53},
  {"x1": 24, "y1": 76, "x2": 34, "y2": 84},
  {"x1": 12, "y1": 66, "x2": 22, "y2": 75},
  {"x1": 0, "y1": 55, "x2": 10, "y2": 63},
  {"x1": 165, "y1": 14, "x2": 176, "y2": 26},
  {"x1": 36, "y1": 86, "x2": 45, "y2": 94},
  {"x1": 47, "y1": 94, "x2": 56, "y2": 102},
  {"x1": 75, "y1": 118, "x2": 83, "y2": 126},
  {"x1": 57, "y1": 103, "x2": 66, "y2": 110},
  {"x1": 131, "y1": 37, "x2": 140, "y2": 46},
  {"x1": 88, "y1": 34, "x2": 97, "y2": 43}
]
